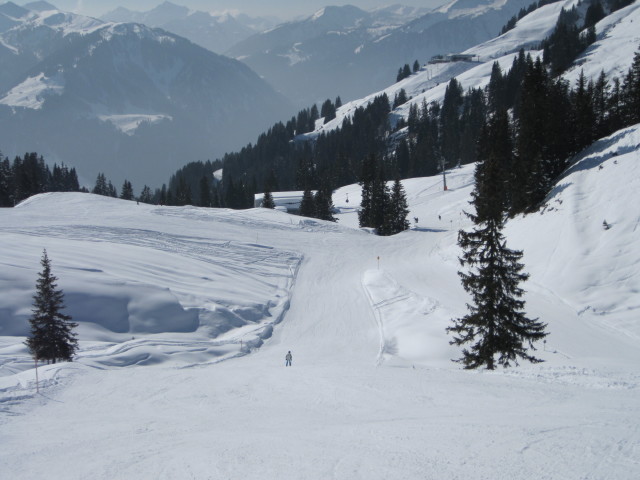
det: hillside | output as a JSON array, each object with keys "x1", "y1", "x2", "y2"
[
  {"x1": 227, "y1": 0, "x2": 534, "y2": 107},
  {"x1": 1, "y1": 122, "x2": 639, "y2": 478},
  {"x1": 311, "y1": 0, "x2": 640, "y2": 138},
  {"x1": 0, "y1": 2, "x2": 292, "y2": 188}
]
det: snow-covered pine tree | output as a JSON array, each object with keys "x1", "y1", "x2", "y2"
[
  {"x1": 447, "y1": 111, "x2": 547, "y2": 369},
  {"x1": 25, "y1": 250, "x2": 78, "y2": 364}
]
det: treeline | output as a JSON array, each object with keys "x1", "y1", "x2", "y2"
[
  {"x1": 479, "y1": 48, "x2": 639, "y2": 215},
  {"x1": 206, "y1": 94, "x2": 392, "y2": 209},
  {"x1": 358, "y1": 154, "x2": 410, "y2": 235},
  {"x1": 0, "y1": 152, "x2": 82, "y2": 207},
  {"x1": 194, "y1": 8, "x2": 639, "y2": 219},
  {"x1": 396, "y1": 60, "x2": 421, "y2": 82}
]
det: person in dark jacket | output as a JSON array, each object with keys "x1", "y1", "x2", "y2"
[{"x1": 285, "y1": 351, "x2": 292, "y2": 366}]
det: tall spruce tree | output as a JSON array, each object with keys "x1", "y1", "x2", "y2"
[
  {"x1": 25, "y1": 250, "x2": 78, "y2": 364},
  {"x1": 120, "y1": 180, "x2": 134, "y2": 200},
  {"x1": 384, "y1": 178, "x2": 410, "y2": 235},
  {"x1": 92, "y1": 173, "x2": 108, "y2": 196},
  {"x1": 623, "y1": 47, "x2": 640, "y2": 124},
  {"x1": 262, "y1": 190, "x2": 276, "y2": 209},
  {"x1": 447, "y1": 111, "x2": 547, "y2": 369},
  {"x1": 299, "y1": 188, "x2": 315, "y2": 217},
  {"x1": 139, "y1": 185, "x2": 153, "y2": 204}
]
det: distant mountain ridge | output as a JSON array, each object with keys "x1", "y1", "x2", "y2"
[
  {"x1": 227, "y1": 0, "x2": 536, "y2": 107},
  {"x1": 101, "y1": 1, "x2": 280, "y2": 54},
  {"x1": 0, "y1": 2, "x2": 292, "y2": 188}
]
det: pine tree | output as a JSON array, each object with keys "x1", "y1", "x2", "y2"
[
  {"x1": 440, "y1": 78, "x2": 464, "y2": 168},
  {"x1": 120, "y1": 180, "x2": 134, "y2": 200},
  {"x1": 299, "y1": 188, "x2": 315, "y2": 217},
  {"x1": 447, "y1": 112, "x2": 547, "y2": 369},
  {"x1": 385, "y1": 178, "x2": 410, "y2": 235},
  {"x1": 25, "y1": 250, "x2": 78, "y2": 364},
  {"x1": 314, "y1": 174, "x2": 336, "y2": 222},
  {"x1": 622, "y1": 47, "x2": 640, "y2": 125},
  {"x1": 107, "y1": 181, "x2": 117, "y2": 198},
  {"x1": 572, "y1": 70, "x2": 597, "y2": 152},
  {"x1": 262, "y1": 190, "x2": 275, "y2": 209},
  {"x1": 139, "y1": 185, "x2": 153, "y2": 204},
  {"x1": 92, "y1": 173, "x2": 108, "y2": 196},
  {"x1": 199, "y1": 175, "x2": 212, "y2": 207},
  {"x1": 0, "y1": 156, "x2": 12, "y2": 207}
]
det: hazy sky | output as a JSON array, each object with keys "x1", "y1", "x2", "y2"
[{"x1": 29, "y1": 1, "x2": 446, "y2": 20}]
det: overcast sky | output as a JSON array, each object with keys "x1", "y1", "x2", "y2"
[{"x1": 29, "y1": 1, "x2": 446, "y2": 20}]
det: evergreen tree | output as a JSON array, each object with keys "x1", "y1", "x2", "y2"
[
  {"x1": 107, "y1": 181, "x2": 117, "y2": 198},
  {"x1": 358, "y1": 153, "x2": 377, "y2": 228},
  {"x1": 583, "y1": 1, "x2": 605, "y2": 29},
  {"x1": 299, "y1": 188, "x2": 315, "y2": 217},
  {"x1": 120, "y1": 180, "x2": 134, "y2": 200},
  {"x1": 92, "y1": 173, "x2": 108, "y2": 196},
  {"x1": 572, "y1": 70, "x2": 597, "y2": 152},
  {"x1": 487, "y1": 62, "x2": 507, "y2": 114},
  {"x1": 413, "y1": 60, "x2": 420, "y2": 73},
  {"x1": 459, "y1": 88, "x2": 487, "y2": 165},
  {"x1": 321, "y1": 99, "x2": 337, "y2": 123},
  {"x1": 175, "y1": 175, "x2": 192, "y2": 206},
  {"x1": 622, "y1": 47, "x2": 640, "y2": 124},
  {"x1": 199, "y1": 175, "x2": 212, "y2": 207},
  {"x1": 392, "y1": 89, "x2": 408, "y2": 109},
  {"x1": 159, "y1": 184, "x2": 168, "y2": 205},
  {"x1": 447, "y1": 112, "x2": 547, "y2": 369},
  {"x1": 139, "y1": 185, "x2": 153, "y2": 204},
  {"x1": 262, "y1": 190, "x2": 276, "y2": 209},
  {"x1": 0, "y1": 156, "x2": 12, "y2": 207},
  {"x1": 440, "y1": 78, "x2": 464, "y2": 168},
  {"x1": 384, "y1": 178, "x2": 410, "y2": 235},
  {"x1": 25, "y1": 250, "x2": 78, "y2": 364},
  {"x1": 513, "y1": 56, "x2": 550, "y2": 214},
  {"x1": 314, "y1": 174, "x2": 336, "y2": 222}
]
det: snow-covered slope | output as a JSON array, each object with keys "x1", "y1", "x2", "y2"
[
  {"x1": 1, "y1": 121, "x2": 639, "y2": 478},
  {"x1": 310, "y1": 0, "x2": 640, "y2": 139}
]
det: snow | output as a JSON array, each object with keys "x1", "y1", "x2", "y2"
[
  {"x1": 0, "y1": 72, "x2": 65, "y2": 109},
  {"x1": 563, "y1": 1, "x2": 640, "y2": 84},
  {"x1": 98, "y1": 113, "x2": 173, "y2": 135},
  {"x1": 1, "y1": 122, "x2": 639, "y2": 478},
  {"x1": 309, "y1": 0, "x2": 640, "y2": 141}
]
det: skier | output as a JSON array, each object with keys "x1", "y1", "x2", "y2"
[{"x1": 285, "y1": 350, "x2": 292, "y2": 367}]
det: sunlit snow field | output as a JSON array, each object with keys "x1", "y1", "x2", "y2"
[{"x1": 1, "y1": 124, "x2": 639, "y2": 479}]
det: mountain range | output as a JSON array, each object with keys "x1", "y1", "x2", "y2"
[
  {"x1": 101, "y1": 1, "x2": 280, "y2": 54},
  {"x1": 0, "y1": 1, "x2": 292, "y2": 188},
  {"x1": 226, "y1": 0, "x2": 536, "y2": 107}
]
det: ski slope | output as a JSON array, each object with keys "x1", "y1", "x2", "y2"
[{"x1": 1, "y1": 124, "x2": 639, "y2": 479}]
